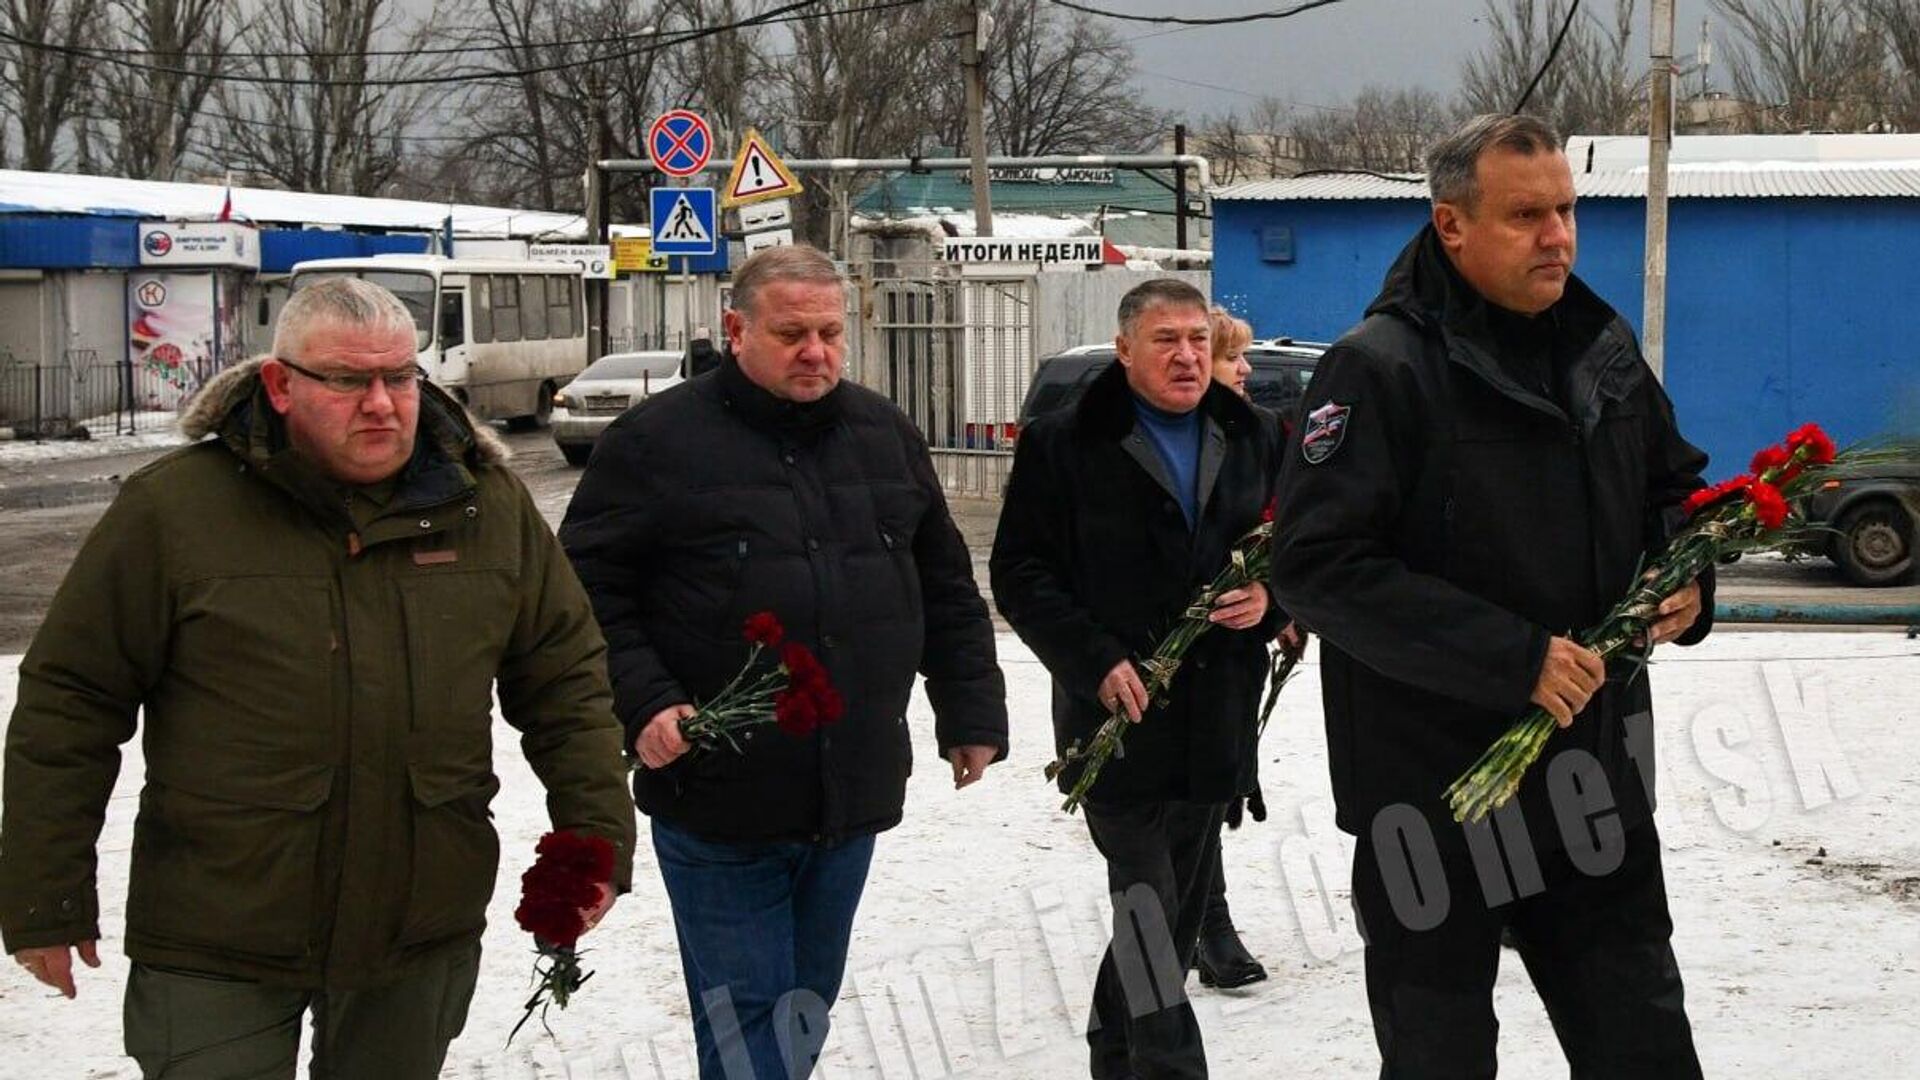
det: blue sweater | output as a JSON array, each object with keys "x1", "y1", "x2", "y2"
[{"x1": 1131, "y1": 394, "x2": 1202, "y2": 529}]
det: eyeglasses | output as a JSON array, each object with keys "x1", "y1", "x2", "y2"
[{"x1": 275, "y1": 356, "x2": 425, "y2": 395}]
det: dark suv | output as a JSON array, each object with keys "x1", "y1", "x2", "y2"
[
  {"x1": 1017, "y1": 339, "x2": 1326, "y2": 432},
  {"x1": 1799, "y1": 465, "x2": 1918, "y2": 586}
]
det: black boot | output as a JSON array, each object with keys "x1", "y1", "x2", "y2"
[{"x1": 1194, "y1": 925, "x2": 1268, "y2": 989}]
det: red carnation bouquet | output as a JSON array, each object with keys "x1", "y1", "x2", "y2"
[
  {"x1": 510, "y1": 830, "x2": 616, "y2": 1042},
  {"x1": 1444, "y1": 422, "x2": 1897, "y2": 823},
  {"x1": 676, "y1": 611, "x2": 845, "y2": 753}
]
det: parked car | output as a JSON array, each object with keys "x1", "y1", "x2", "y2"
[
  {"x1": 1799, "y1": 465, "x2": 1919, "y2": 586},
  {"x1": 551, "y1": 349, "x2": 683, "y2": 466},
  {"x1": 1017, "y1": 339, "x2": 1326, "y2": 433}
]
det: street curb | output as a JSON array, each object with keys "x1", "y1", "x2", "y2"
[
  {"x1": 1715, "y1": 600, "x2": 1920, "y2": 626},
  {"x1": 0, "y1": 477, "x2": 122, "y2": 512}
]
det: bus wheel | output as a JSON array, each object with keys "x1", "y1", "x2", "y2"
[{"x1": 511, "y1": 381, "x2": 557, "y2": 431}]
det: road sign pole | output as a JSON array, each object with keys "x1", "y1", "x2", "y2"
[{"x1": 680, "y1": 256, "x2": 694, "y2": 353}]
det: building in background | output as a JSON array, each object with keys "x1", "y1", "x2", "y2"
[{"x1": 1211, "y1": 133, "x2": 1920, "y2": 474}]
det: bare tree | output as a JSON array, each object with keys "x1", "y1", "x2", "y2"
[
  {"x1": 87, "y1": 0, "x2": 237, "y2": 180},
  {"x1": 212, "y1": 0, "x2": 448, "y2": 195},
  {"x1": 1855, "y1": 0, "x2": 1920, "y2": 128},
  {"x1": 1290, "y1": 86, "x2": 1452, "y2": 172},
  {"x1": 1458, "y1": 0, "x2": 1644, "y2": 134},
  {"x1": 660, "y1": 0, "x2": 772, "y2": 150},
  {"x1": 779, "y1": 4, "x2": 952, "y2": 245},
  {"x1": 983, "y1": 0, "x2": 1164, "y2": 155},
  {"x1": 1712, "y1": 0, "x2": 1888, "y2": 131},
  {"x1": 0, "y1": 0, "x2": 104, "y2": 170},
  {"x1": 1192, "y1": 108, "x2": 1252, "y2": 185}
]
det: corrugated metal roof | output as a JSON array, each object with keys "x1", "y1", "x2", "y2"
[
  {"x1": 0, "y1": 168, "x2": 593, "y2": 238},
  {"x1": 1216, "y1": 162, "x2": 1920, "y2": 201}
]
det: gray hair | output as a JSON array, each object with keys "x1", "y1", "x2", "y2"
[
  {"x1": 729, "y1": 244, "x2": 846, "y2": 318},
  {"x1": 1117, "y1": 278, "x2": 1209, "y2": 337},
  {"x1": 1425, "y1": 113, "x2": 1564, "y2": 211},
  {"x1": 273, "y1": 275, "x2": 418, "y2": 359}
]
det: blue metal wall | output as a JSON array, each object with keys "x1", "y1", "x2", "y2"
[
  {"x1": 0, "y1": 216, "x2": 140, "y2": 267},
  {"x1": 1213, "y1": 195, "x2": 1920, "y2": 475},
  {"x1": 260, "y1": 229, "x2": 430, "y2": 272}
]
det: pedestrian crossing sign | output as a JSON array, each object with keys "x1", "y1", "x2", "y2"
[{"x1": 648, "y1": 187, "x2": 717, "y2": 256}]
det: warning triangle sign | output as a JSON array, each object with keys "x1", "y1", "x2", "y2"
[
  {"x1": 723, "y1": 128, "x2": 805, "y2": 208},
  {"x1": 658, "y1": 193, "x2": 713, "y2": 244}
]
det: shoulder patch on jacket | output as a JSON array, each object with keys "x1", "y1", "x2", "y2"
[{"x1": 1300, "y1": 401, "x2": 1352, "y2": 465}]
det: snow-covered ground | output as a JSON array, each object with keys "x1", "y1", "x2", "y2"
[
  {"x1": 0, "y1": 413, "x2": 186, "y2": 465},
  {"x1": 1, "y1": 630, "x2": 1915, "y2": 1079}
]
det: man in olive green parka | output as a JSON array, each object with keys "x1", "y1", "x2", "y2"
[{"x1": 0, "y1": 278, "x2": 636, "y2": 1078}]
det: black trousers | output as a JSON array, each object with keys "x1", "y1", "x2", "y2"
[
  {"x1": 1352, "y1": 818, "x2": 1702, "y2": 1080},
  {"x1": 1082, "y1": 799, "x2": 1226, "y2": 1080},
  {"x1": 1201, "y1": 837, "x2": 1233, "y2": 936}
]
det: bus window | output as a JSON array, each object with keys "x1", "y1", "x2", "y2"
[
  {"x1": 291, "y1": 269, "x2": 433, "y2": 350},
  {"x1": 491, "y1": 274, "x2": 522, "y2": 342},
  {"x1": 520, "y1": 275, "x2": 548, "y2": 340},
  {"x1": 547, "y1": 276, "x2": 574, "y2": 338},
  {"x1": 470, "y1": 276, "x2": 493, "y2": 343},
  {"x1": 439, "y1": 291, "x2": 465, "y2": 350}
]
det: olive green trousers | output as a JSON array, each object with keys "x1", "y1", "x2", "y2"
[{"x1": 122, "y1": 942, "x2": 480, "y2": 1079}]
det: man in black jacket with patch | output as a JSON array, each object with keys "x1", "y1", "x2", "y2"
[
  {"x1": 561, "y1": 244, "x2": 1008, "y2": 1080},
  {"x1": 993, "y1": 278, "x2": 1281, "y2": 1079},
  {"x1": 1271, "y1": 114, "x2": 1711, "y2": 1078}
]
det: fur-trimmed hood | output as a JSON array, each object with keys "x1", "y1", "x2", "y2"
[{"x1": 179, "y1": 355, "x2": 511, "y2": 467}]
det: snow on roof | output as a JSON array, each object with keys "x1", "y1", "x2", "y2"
[
  {"x1": 1216, "y1": 134, "x2": 1920, "y2": 201},
  {"x1": 852, "y1": 211, "x2": 1096, "y2": 239},
  {"x1": 0, "y1": 168, "x2": 613, "y2": 239}
]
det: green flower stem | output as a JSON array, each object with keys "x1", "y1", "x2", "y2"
[
  {"x1": 1442, "y1": 453, "x2": 1862, "y2": 824},
  {"x1": 1047, "y1": 523, "x2": 1274, "y2": 814}
]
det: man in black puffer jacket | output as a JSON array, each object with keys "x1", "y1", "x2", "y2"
[
  {"x1": 1271, "y1": 114, "x2": 1711, "y2": 1079},
  {"x1": 561, "y1": 245, "x2": 1008, "y2": 1080}
]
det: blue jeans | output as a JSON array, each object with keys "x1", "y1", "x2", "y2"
[{"x1": 652, "y1": 818, "x2": 876, "y2": 1080}]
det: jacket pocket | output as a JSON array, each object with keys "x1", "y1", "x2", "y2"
[
  {"x1": 394, "y1": 760, "x2": 502, "y2": 949},
  {"x1": 399, "y1": 571, "x2": 518, "y2": 736},
  {"x1": 130, "y1": 761, "x2": 333, "y2": 960}
]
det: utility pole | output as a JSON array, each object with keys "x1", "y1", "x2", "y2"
[
  {"x1": 962, "y1": 0, "x2": 994, "y2": 237},
  {"x1": 585, "y1": 83, "x2": 609, "y2": 363},
  {"x1": 1644, "y1": 0, "x2": 1675, "y2": 382},
  {"x1": 1174, "y1": 123, "x2": 1189, "y2": 252}
]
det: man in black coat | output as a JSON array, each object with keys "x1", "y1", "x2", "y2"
[
  {"x1": 561, "y1": 244, "x2": 1008, "y2": 1080},
  {"x1": 992, "y1": 278, "x2": 1281, "y2": 1079},
  {"x1": 1271, "y1": 114, "x2": 1712, "y2": 1079}
]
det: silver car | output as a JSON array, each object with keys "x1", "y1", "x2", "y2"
[{"x1": 551, "y1": 350, "x2": 685, "y2": 465}]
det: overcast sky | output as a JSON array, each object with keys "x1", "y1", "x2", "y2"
[{"x1": 1106, "y1": 0, "x2": 1720, "y2": 121}]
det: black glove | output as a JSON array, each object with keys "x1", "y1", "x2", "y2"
[{"x1": 1224, "y1": 785, "x2": 1268, "y2": 830}]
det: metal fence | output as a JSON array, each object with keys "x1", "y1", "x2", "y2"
[
  {"x1": 850, "y1": 263, "x2": 1035, "y2": 498},
  {"x1": 0, "y1": 354, "x2": 225, "y2": 439}
]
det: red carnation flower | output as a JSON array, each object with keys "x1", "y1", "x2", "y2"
[
  {"x1": 1260, "y1": 497, "x2": 1276, "y2": 524},
  {"x1": 534, "y1": 830, "x2": 616, "y2": 884},
  {"x1": 1683, "y1": 474, "x2": 1753, "y2": 517},
  {"x1": 1746, "y1": 480, "x2": 1790, "y2": 529},
  {"x1": 774, "y1": 688, "x2": 820, "y2": 737},
  {"x1": 743, "y1": 611, "x2": 784, "y2": 647},
  {"x1": 509, "y1": 829, "x2": 617, "y2": 1042},
  {"x1": 1786, "y1": 423, "x2": 1837, "y2": 466},
  {"x1": 1750, "y1": 444, "x2": 1791, "y2": 476}
]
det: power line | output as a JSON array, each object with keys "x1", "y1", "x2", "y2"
[
  {"x1": 0, "y1": 0, "x2": 845, "y2": 90},
  {"x1": 1048, "y1": 0, "x2": 1348, "y2": 27},
  {"x1": 1513, "y1": 0, "x2": 1581, "y2": 113},
  {"x1": 59, "y1": 0, "x2": 922, "y2": 63}
]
